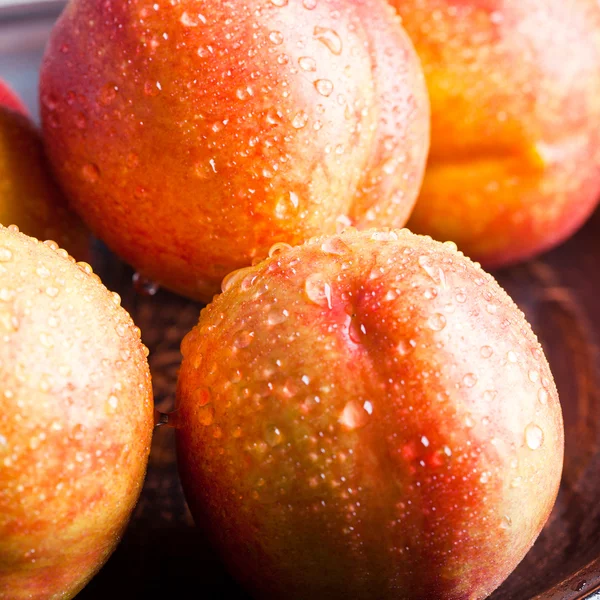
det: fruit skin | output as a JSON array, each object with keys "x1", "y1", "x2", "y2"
[
  {"x1": 0, "y1": 80, "x2": 28, "y2": 115},
  {"x1": 389, "y1": 0, "x2": 600, "y2": 268},
  {"x1": 39, "y1": 0, "x2": 429, "y2": 302},
  {"x1": 0, "y1": 79, "x2": 90, "y2": 260},
  {"x1": 175, "y1": 228, "x2": 563, "y2": 600},
  {"x1": 0, "y1": 225, "x2": 154, "y2": 600}
]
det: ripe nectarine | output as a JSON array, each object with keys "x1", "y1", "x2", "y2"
[
  {"x1": 175, "y1": 228, "x2": 564, "y2": 599},
  {"x1": 0, "y1": 78, "x2": 89, "y2": 260},
  {"x1": 391, "y1": 0, "x2": 600, "y2": 267},
  {"x1": 0, "y1": 224, "x2": 153, "y2": 600},
  {"x1": 39, "y1": 0, "x2": 429, "y2": 301}
]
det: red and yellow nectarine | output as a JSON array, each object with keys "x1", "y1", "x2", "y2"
[
  {"x1": 0, "y1": 79, "x2": 89, "y2": 259},
  {"x1": 0, "y1": 225, "x2": 153, "y2": 600},
  {"x1": 390, "y1": 0, "x2": 600, "y2": 267},
  {"x1": 175, "y1": 228, "x2": 563, "y2": 600},
  {"x1": 39, "y1": 0, "x2": 429, "y2": 301}
]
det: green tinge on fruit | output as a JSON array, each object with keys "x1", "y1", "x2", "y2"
[
  {"x1": 175, "y1": 227, "x2": 563, "y2": 600},
  {"x1": 0, "y1": 224, "x2": 153, "y2": 600}
]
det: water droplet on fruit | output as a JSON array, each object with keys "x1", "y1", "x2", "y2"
[
  {"x1": 44, "y1": 93, "x2": 59, "y2": 110},
  {"x1": 443, "y1": 241, "x2": 458, "y2": 252},
  {"x1": 221, "y1": 269, "x2": 244, "y2": 293},
  {"x1": 36, "y1": 265, "x2": 50, "y2": 278},
  {"x1": 397, "y1": 339, "x2": 416, "y2": 356},
  {"x1": 348, "y1": 320, "x2": 367, "y2": 343},
  {"x1": 321, "y1": 236, "x2": 350, "y2": 255},
  {"x1": 313, "y1": 26, "x2": 342, "y2": 55},
  {"x1": 482, "y1": 390, "x2": 497, "y2": 403},
  {"x1": 132, "y1": 273, "x2": 159, "y2": 296},
  {"x1": 280, "y1": 377, "x2": 298, "y2": 398},
  {"x1": 106, "y1": 395, "x2": 119, "y2": 413},
  {"x1": 0, "y1": 247, "x2": 12, "y2": 262},
  {"x1": 479, "y1": 471, "x2": 490, "y2": 484},
  {"x1": 234, "y1": 329, "x2": 253, "y2": 348},
  {"x1": 314, "y1": 79, "x2": 333, "y2": 97},
  {"x1": 192, "y1": 387, "x2": 211, "y2": 406},
  {"x1": 99, "y1": 83, "x2": 117, "y2": 106},
  {"x1": 82, "y1": 163, "x2": 100, "y2": 183},
  {"x1": 525, "y1": 423, "x2": 543, "y2": 450},
  {"x1": 500, "y1": 515, "x2": 512, "y2": 529},
  {"x1": 291, "y1": 111, "x2": 309, "y2": 129},
  {"x1": 275, "y1": 192, "x2": 300, "y2": 219},
  {"x1": 269, "y1": 30, "x2": 284, "y2": 45},
  {"x1": 180, "y1": 11, "x2": 199, "y2": 26},
  {"x1": 455, "y1": 290, "x2": 467, "y2": 303},
  {"x1": 463, "y1": 373, "x2": 478, "y2": 388},
  {"x1": 417, "y1": 255, "x2": 444, "y2": 285},
  {"x1": 39, "y1": 332, "x2": 54, "y2": 348},
  {"x1": 298, "y1": 56, "x2": 316, "y2": 71},
  {"x1": 511, "y1": 476, "x2": 523, "y2": 488},
  {"x1": 507, "y1": 351, "x2": 518, "y2": 363},
  {"x1": 197, "y1": 405, "x2": 215, "y2": 426},
  {"x1": 305, "y1": 273, "x2": 332, "y2": 308},
  {"x1": 236, "y1": 86, "x2": 253, "y2": 100},
  {"x1": 427, "y1": 313, "x2": 446, "y2": 331},
  {"x1": 265, "y1": 425, "x2": 284, "y2": 447},
  {"x1": 0, "y1": 288, "x2": 14, "y2": 302},
  {"x1": 339, "y1": 400, "x2": 371, "y2": 430},
  {"x1": 268, "y1": 242, "x2": 292, "y2": 257},
  {"x1": 480, "y1": 346, "x2": 493, "y2": 358},
  {"x1": 538, "y1": 388, "x2": 549, "y2": 405},
  {"x1": 303, "y1": 0, "x2": 317, "y2": 9},
  {"x1": 370, "y1": 230, "x2": 399, "y2": 242},
  {"x1": 528, "y1": 370, "x2": 539, "y2": 383},
  {"x1": 267, "y1": 309, "x2": 289, "y2": 326},
  {"x1": 270, "y1": 0, "x2": 288, "y2": 6},
  {"x1": 144, "y1": 80, "x2": 161, "y2": 96}
]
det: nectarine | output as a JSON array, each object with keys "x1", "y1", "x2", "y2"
[
  {"x1": 0, "y1": 78, "x2": 89, "y2": 260},
  {"x1": 175, "y1": 228, "x2": 564, "y2": 599},
  {"x1": 0, "y1": 80, "x2": 28, "y2": 115},
  {"x1": 0, "y1": 224, "x2": 153, "y2": 599},
  {"x1": 39, "y1": 0, "x2": 429, "y2": 301},
  {"x1": 390, "y1": 0, "x2": 600, "y2": 267}
]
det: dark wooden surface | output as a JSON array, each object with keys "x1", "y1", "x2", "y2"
[
  {"x1": 70, "y1": 208, "x2": 600, "y2": 600},
  {"x1": 2, "y1": 9, "x2": 600, "y2": 600}
]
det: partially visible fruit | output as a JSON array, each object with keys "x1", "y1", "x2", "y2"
[
  {"x1": 39, "y1": 0, "x2": 430, "y2": 301},
  {"x1": 0, "y1": 79, "x2": 28, "y2": 115},
  {"x1": 175, "y1": 227, "x2": 564, "y2": 600},
  {"x1": 0, "y1": 78, "x2": 89, "y2": 259},
  {"x1": 390, "y1": 0, "x2": 600, "y2": 267},
  {"x1": 0, "y1": 224, "x2": 154, "y2": 600}
]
